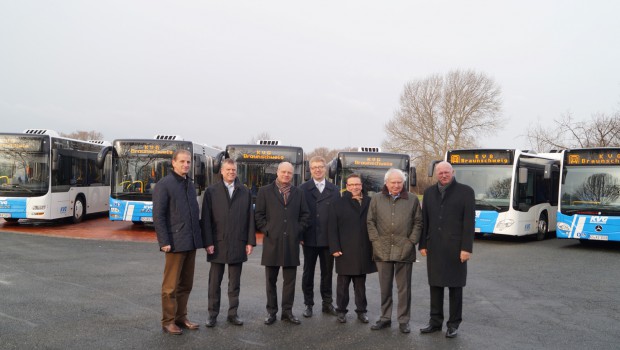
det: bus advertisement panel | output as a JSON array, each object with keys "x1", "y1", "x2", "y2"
[
  {"x1": 0, "y1": 130, "x2": 111, "y2": 223},
  {"x1": 445, "y1": 149, "x2": 561, "y2": 240},
  {"x1": 556, "y1": 148, "x2": 620, "y2": 242},
  {"x1": 224, "y1": 144, "x2": 304, "y2": 200}
]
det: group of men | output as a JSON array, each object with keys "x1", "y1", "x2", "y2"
[{"x1": 153, "y1": 149, "x2": 475, "y2": 339}]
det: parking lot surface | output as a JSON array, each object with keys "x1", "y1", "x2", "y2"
[{"x1": 1, "y1": 222, "x2": 619, "y2": 350}]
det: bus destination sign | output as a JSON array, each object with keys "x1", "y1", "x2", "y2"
[
  {"x1": 129, "y1": 144, "x2": 174, "y2": 155},
  {"x1": 448, "y1": 150, "x2": 513, "y2": 165},
  {"x1": 0, "y1": 137, "x2": 43, "y2": 152},
  {"x1": 242, "y1": 150, "x2": 285, "y2": 161},
  {"x1": 566, "y1": 149, "x2": 620, "y2": 165}
]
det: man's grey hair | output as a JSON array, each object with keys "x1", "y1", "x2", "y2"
[{"x1": 384, "y1": 168, "x2": 406, "y2": 183}]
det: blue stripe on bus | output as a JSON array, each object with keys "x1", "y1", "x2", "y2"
[
  {"x1": 556, "y1": 212, "x2": 620, "y2": 242},
  {"x1": 475, "y1": 210, "x2": 499, "y2": 234},
  {"x1": 109, "y1": 198, "x2": 153, "y2": 222},
  {"x1": 0, "y1": 198, "x2": 27, "y2": 218}
]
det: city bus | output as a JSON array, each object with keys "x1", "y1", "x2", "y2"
[
  {"x1": 327, "y1": 148, "x2": 415, "y2": 196},
  {"x1": 556, "y1": 148, "x2": 620, "y2": 242},
  {"x1": 440, "y1": 149, "x2": 562, "y2": 240},
  {"x1": 97, "y1": 135, "x2": 220, "y2": 223},
  {"x1": 0, "y1": 129, "x2": 111, "y2": 223},
  {"x1": 218, "y1": 141, "x2": 304, "y2": 201}
]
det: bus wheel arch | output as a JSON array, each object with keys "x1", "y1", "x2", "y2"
[
  {"x1": 536, "y1": 211, "x2": 548, "y2": 241},
  {"x1": 72, "y1": 195, "x2": 86, "y2": 224}
]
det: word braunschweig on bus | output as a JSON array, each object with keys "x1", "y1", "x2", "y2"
[
  {"x1": 130, "y1": 149, "x2": 174, "y2": 155},
  {"x1": 353, "y1": 160, "x2": 393, "y2": 167},
  {"x1": 242, "y1": 153, "x2": 285, "y2": 160}
]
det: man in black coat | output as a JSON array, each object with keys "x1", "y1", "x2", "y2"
[
  {"x1": 328, "y1": 174, "x2": 377, "y2": 324},
  {"x1": 153, "y1": 149, "x2": 205, "y2": 335},
  {"x1": 255, "y1": 162, "x2": 310, "y2": 325},
  {"x1": 201, "y1": 158, "x2": 256, "y2": 328},
  {"x1": 419, "y1": 161, "x2": 475, "y2": 338},
  {"x1": 299, "y1": 156, "x2": 340, "y2": 318}
]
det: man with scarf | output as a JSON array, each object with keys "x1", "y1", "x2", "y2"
[
  {"x1": 367, "y1": 168, "x2": 422, "y2": 334},
  {"x1": 419, "y1": 161, "x2": 475, "y2": 338},
  {"x1": 255, "y1": 161, "x2": 310, "y2": 325}
]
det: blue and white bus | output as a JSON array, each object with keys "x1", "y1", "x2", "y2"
[
  {"x1": 440, "y1": 149, "x2": 562, "y2": 240},
  {"x1": 556, "y1": 148, "x2": 620, "y2": 242},
  {"x1": 0, "y1": 129, "x2": 111, "y2": 223},
  {"x1": 97, "y1": 135, "x2": 220, "y2": 224}
]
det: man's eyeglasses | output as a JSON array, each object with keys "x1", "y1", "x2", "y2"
[{"x1": 346, "y1": 183, "x2": 362, "y2": 187}]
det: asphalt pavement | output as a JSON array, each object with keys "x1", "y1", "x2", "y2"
[{"x1": 1, "y1": 231, "x2": 619, "y2": 350}]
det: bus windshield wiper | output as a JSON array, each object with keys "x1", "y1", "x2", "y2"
[
  {"x1": 475, "y1": 198, "x2": 502, "y2": 211},
  {"x1": 1, "y1": 183, "x2": 33, "y2": 193}
]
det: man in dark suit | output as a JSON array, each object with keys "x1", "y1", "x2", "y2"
[
  {"x1": 153, "y1": 149, "x2": 205, "y2": 335},
  {"x1": 255, "y1": 161, "x2": 310, "y2": 325},
  {"x1": 328, "y1": 174, "x2": 377, "y2": 324},
  {"x1": 299, "y1": 156, "x2": 339, "y2": 318},
  {"x1": 202, "y1": 158, "x2": 256, "y2": 328},
  {"x1": 419, "y1": 161, "x2": 475, "y2": 338}
]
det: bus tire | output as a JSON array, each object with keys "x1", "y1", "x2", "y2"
[
  {"x1": 72, "y1": 196, "x2": 86, "y2": 224},
  {"x1": 132, "y1": 221, "x2": 145, "y2": 225},
  {"x1": 536, "y1": 212, "x2": 548, "y2": 241},
  {"x1": 4, "y1": 218, "x2": 19, "y2": 223}
]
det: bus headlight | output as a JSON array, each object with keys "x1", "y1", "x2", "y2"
[
  {"x1": 31, "y1": 205, "x2": 46, "y2": 211},
  {"x1": 557, "y1": 222, "x2": 571, "y2": 231},
  {"x1": 496, "y1": 219, "x2": 514, "y2": 230}
]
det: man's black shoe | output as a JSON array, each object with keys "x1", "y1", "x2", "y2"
[
  {"x1": 399, "y1": 323, "x2": 411, "y2": 333},
  {"x1": 227, "y1": 315, "x2": 244, "y2": 326},
  {"x1": 337, "y1": 313, "x2": 346, "y2": 323},
  {"x1": 322, "y1": 303, "x2": 338, "y2": 316},
  {"x1": 264, "y1": 314, "x2": 276, "y2": 325},
  {"x1": 205, "y1": 316, "x2": 217, "y2": 328},
  {"x1": 302, "y1": 305, "x2": 313, "y2": 318},
  {"x1": 370, "y1": 319, "x2": 391, "y2": 330},
  {"x1": 281, "y1": 313, "x2": 301, "y2": 325},
  {"x1": 446, "y1": 327, "x2": 458, "y2": 338},
  {"x1": 357, "y1": 313, "x2": 369, "y2": 323},
  {"x1": 420, "y1": 324, "x2": 442, "y2": 333}
]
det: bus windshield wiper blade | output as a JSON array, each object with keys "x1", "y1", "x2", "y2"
[{"x1": 475, "y1": 198, "x2": 502, "y2": 211}]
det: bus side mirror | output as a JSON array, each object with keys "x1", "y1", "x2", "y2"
[
  {"x1": 518, "y1": 167, "x2": 528, "y2": 184},
  {"x1": 428, "y1": 160, "x2": 440, "y2": 177},
  {"x1": 562, "y1": 168, "x2": 567, "y2": 185},
  {"x1": 51, "y1": 149, "x2": 59, "y2": 171},
  {"x1": 213, "y1": 151, "x2": 225, "y2": 174},
  {"x1": 327, "y1": 159, "x2": 337, "y2": 180},
  {"x1": 304, "y1": 160, "x2": 310, "y2": 181},
  {"x1": 544, "y1": 163, "x2": 552, "y2": 179},
  {"x1": 409, "y1": 167, "x2": 417, "y2": 187},
  {"x1": 96, "y1": 146, "x2": 111, "y2": 169}
]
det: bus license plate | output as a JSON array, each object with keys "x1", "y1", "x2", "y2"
[
  {"x1": 0, "y1": 213, "x2": 11, "y2": 218},
  {"x1": 475, "y1": 228, "x2": 481, "y2": 233},
  {"x1": 589, "y1": 234, "x2": 608, "y2": 241},
  {"x1": 140, "y1": 217, "x2": 153, "y2": 223}
]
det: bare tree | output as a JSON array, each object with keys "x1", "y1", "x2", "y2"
[
  {"x1": 60, "y1": 130, "x2": 104, "y2": 141},
  {"x1": 526, "y1": 111, "x2": 620, "y2": 151},
  {"x1": 248, "y1": 131, "x2": 272, "y2": 144},
  {"x1": 383, "y1": 69, "x2": 503, "y2": 190},
  {"x1": 306, "y1": 146, "x2": 357, "y2": 162}
]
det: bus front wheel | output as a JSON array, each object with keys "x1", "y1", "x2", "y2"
[
  {"x1": 72, "y1": 197, "x2": 85, "y2": 224},
  {"x1": 4, "y1": 218, "x2": 19, "y2": 224},
  {"x1": 536, "y1": 213, "x2": 548, "y2": 241}
]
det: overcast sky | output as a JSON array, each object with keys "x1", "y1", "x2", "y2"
[{"x1": 1, "y1": 1, "x2": 619, "y2": 153}]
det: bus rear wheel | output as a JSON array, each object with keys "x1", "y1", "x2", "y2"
[
  {"x1": 4, "y1": 218, "x2": 19, "y2": 224},
  {"x1": 72, "y1": 197, "x2": 85, "y2": 224},
  {"x1": 536, "y1": 213, "x2": 548, "y2": 241}
]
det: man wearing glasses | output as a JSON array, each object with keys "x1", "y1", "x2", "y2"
[{"x1": 299, "y1": 156, "x2": 340, "y2": 318}]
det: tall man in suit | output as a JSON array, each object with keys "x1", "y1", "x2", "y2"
[
  {"x1": 153, "y1": 149, "x2": 204, "y2": 335},
  {"x1": 419, "y1": 161, "x2": 475, "y2": 338},
  {"x1": 255, "y1": 161, "x2": 310, "y2": 325},
  {"x1": 299, "y1": 156, "x2": 340, "y2": 317},
  {"x1": 202, "y1": 158, "x2": 256, "y2": 328}
]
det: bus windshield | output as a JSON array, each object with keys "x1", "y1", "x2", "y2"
[
  {"x1": 454, "y1": 165, "x2": 512, "y2": 211},
  {"x1": 561, "y1": 166, "x2": 620, "y2": 214},
  {"x1": 339, "y1": 167, "x2": 391, "y2": 196},
  {"x1": 236, "y1": 162, "x2": 303, "y2": 198},
  {"x1": 0, "y1": 136, "x2": 50, "y2": 197},
  {"x1": 112, "y1": 141, "x2": 180, "y2": 201}
]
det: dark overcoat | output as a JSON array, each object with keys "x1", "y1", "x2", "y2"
[
  {"x1": 327, "y1": 192, "x2": 377, "y2": 276},
  {"x1": 420, "y1": 179, "x2": 475, "y2": 287},
  {"x1": 255, "y1": 182, "x2": 310, "y2": 267},
  {"x1": 153, "y1": 172, "x2": 205, "y2": 252},
  {"x1": 201, "y1": 179, "x2": 256, "y2": 264},
  {"x1": 299, "y1": 179, "x2": 340, "y2": 247}
]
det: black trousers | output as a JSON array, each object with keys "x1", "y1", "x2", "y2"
[
  {"x1": 429, "y1": 286, "x2": 463, "y2": 329},
  {"x1": 265, "y1": 266, "x2": 297, "y2": 315},
  {"x1": 301, "y1": 245, "x2": 334, "y2": 306},
  {"x1": 335, "y1": 274, "x2": 367, "y2": 314},
  {"x1": 208, "y1": 262, "x2": 242, "y2": 318}
]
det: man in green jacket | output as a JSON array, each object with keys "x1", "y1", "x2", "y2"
[{"x1": 367, "y1": 168, "x2": 422, "y2": 334}]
